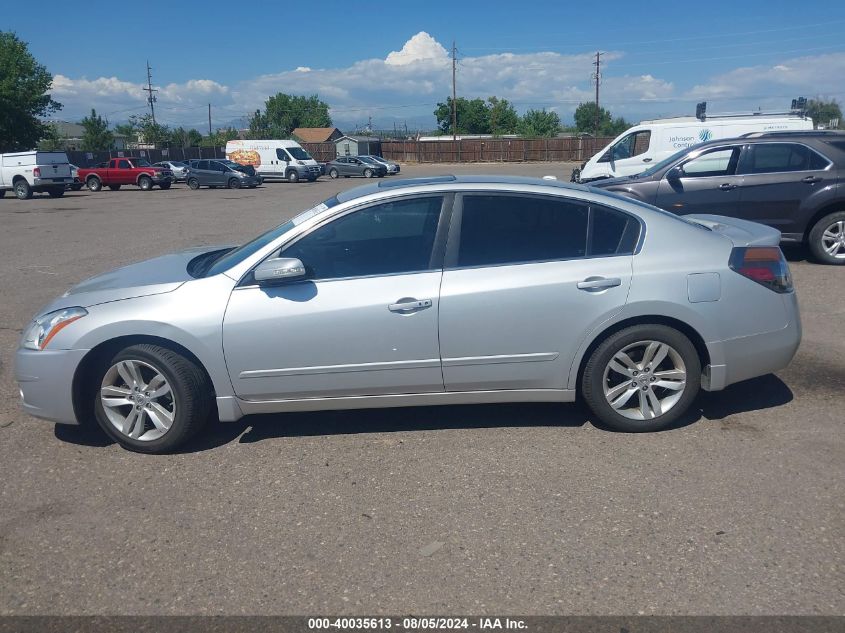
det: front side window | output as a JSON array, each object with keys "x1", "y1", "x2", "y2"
[
  {"x1": 680, "y1": 147, "x2": 740, "y2": 177},
  {"x1": 276, "y1": 148, "x2": 289, "y2": 161},
  {"x1": 612, "y1": 130, "x2": 651, "y2": 160},
  {"x1": 282, "y1": 196, "x2": 443, "y2": 280},
  {"x1": 117, "y1": 160, "x2": 131, "y2": 169},
  {"x1": 742, "y1": 143, "x2": 828, "y2": 174},
  {"x1": 456, "y1": 195, "x2": 589, "y2": 267}
]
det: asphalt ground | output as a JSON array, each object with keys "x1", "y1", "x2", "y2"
[{"x1": 0, "y1": 161, "x2": 842, "y2": 615}]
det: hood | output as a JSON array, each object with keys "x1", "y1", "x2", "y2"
[
  {"x1": 52, "y1": 245, "x2": 230, "y2": 309},
  {"x1": 684, "y1": 214, "x2": 782, "y2": 247},
  {"x1": 589, "y1": 174, "x2": 651, "y2": 188}
]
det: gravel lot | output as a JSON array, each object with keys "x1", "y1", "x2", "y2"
[{"x1": 0, "y1": 161, "x2": 842, "y2": 615}]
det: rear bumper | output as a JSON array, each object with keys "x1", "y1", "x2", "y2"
[{"x1": 15, "y1": 347, "x2": 89, "y2": 424}]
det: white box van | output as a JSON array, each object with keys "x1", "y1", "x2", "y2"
[
  {"x1": 576, "y1": 115, "x2": 813, "y2": 182},
  {"x1": 225, "y1": 139, "x2": 321, "y2": 182},
  {"x1": 0, "y1": 151, "x2": 73, "y2": 199}
]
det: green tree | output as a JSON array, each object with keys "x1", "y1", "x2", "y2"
[
  {"x1": 487, "y1": 97, "x2": 519, "y2": 135},
  {"x1": 134, "y1": 113, "x2": 169, "y2": 147},
  {"x1": 203, "y1": 127, "x2": 239, "y2": 147},
  {"x1": 170, "y1": 127, "x2": 203, "y2": 147},
  {"x1": 0, "y1": 31, "x2": 62, "y2": 152},
  {"x1": 113, "y1": 120, "x2": 138, "y2": 146},
  {"x1": 80, "y1": 108, "x2": 114, "y2": 150},
  {"x1": 433, "y1": 97, "x2": 491, "y2": 135},
  {"x1": 37, "y1": 122, "x2": 63, "y2": 150},
  {"x1": 805, "y1": 98, "x2": 843, "y2": 129},
  {"x1": 573, "y1": 102, "x2": 631, "y2": 136},
  {"x1": 518, "y1": 108, "x2": 561, "y2": 137},
  {"x1": 247, "y1": 93, "x2": 332, "y2": 138}
]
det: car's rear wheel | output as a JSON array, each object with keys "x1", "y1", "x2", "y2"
[
  {"x1": 47, "y1": 186, "x2": 65, "y2": 198},
  {"x1": 808, "y1": 211, "x2": 845, "y2": 265},
  {"x1": 159, "y1": 181, "x2": 171, "y2": 190},
  {"x1": 187, "y1": 178, "x2": 200, "y2": 190},
  {"x1": 138, "y1": 176, "x2": 153, "y2": 191},
  {"x1": 87, "y1": 176, "x2": 102, "y2": 192},
  {"x1": 329, "y1": 168, "x2": 339, "y2": 179},
  {"x1": 108, "y1": 184, "x2": 121, "y2": 191},
  {"x1": 93, "y1": 344, "x2": 212, "y2": 453},
  {"x1": 581, "y1": 324, "x2": 700, "y2": 432},
  {"x1": 14, "y1": 180, "x2": 33, "y2": 199},
  {"x1": 287, "y1": 170, "x2": 299, "y2": 183},
  {"x1": 228, "y1": 177, "x2": 241, "y2": 189}
]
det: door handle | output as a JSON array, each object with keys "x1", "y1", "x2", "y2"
[
  {"x1": 642, "y1": 158, "x2": 652, "y2": 163},
  {"x1": 718, "y1": 183, "x2": 737, "y2": 191},
  {"x1": 577, "y1": 277, "x2": 622, "y2": 291},
  {"x1": 388, "y1": 298, "x2": 432, "y2": 313},
  {"x1": 801, "y1": 176, "x2": 822, "y2": 184}
]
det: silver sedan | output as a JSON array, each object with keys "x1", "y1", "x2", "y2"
[{"x1": 16, "y1": 175, "x2": 801, "y2": 453}]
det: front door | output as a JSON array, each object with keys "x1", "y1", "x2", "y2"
[
  {"x1": 605, "y1": 129, "x2": 654, "y2": 177},
  {"x1": 654, "y1": 145, "x2": 744, "y2": 216},
  {"x1": 223, "y1": 195, "x2": 450, "y2": 400},
  {"x1": 438, "y1": 193, "x2": 636, "y2": 392}
]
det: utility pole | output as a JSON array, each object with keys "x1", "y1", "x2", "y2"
[
  {"x1": 143, "y1": 61, "x2": 158, "y2": 125},
  {"x1": 208, "y1": 103, "x2": 212, "y2": 136},
  {"x1": 451, "y1": 40, "x2": 458, "y2": 141},
  {"x1": 592, "y1": 51, "x2": 603, "y2": 135}
]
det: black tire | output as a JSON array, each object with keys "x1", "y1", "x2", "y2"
[
  {"x1": 329, "y1": 168, "x2": 339, "y2": 179},
  {"x1": 159, "y1": 181, "x2": 172, "y2": 190},
  {"x1": 581, "y1": 324, "x2": 701, "y2": 433},
  {"x1": 138, "y1": 176, "x2": 153, "y2": 191},
  {"x1": 87, "y1": 176, "x2": 102, "y2": 192},
  {"x1": 14, "y1": 179, "x2": 33, "y2": 200},
  {"x1": 187, "y1": 178, "x2": 200, "y2": 190},
  {"x1": 108, "y1": 184, "x2": 122, "y2": 191},
  {"x1": 227, "y1": 177, "x2": 241, "y2": 189},
  {"x1": 48, "y1": 187, "x2": 65, "y2": 198},
  {"x1": 808, "y1": 210, "x2": 845, "y2": 265},
  {"x1": 287, "y1": 170, "x2": 299, "y2": 183},
  {"x1": 92, "y1": 344, "x2": 213, "y2": 454},
  {"x1": 363, "y1": 168, "x2": 374, "y2": 178},
  {"x1": 71, "y1": 184, "x2": 83, "y2": 191},
  {"x1": 0, "y1": 190, "x2": 5, "y2": 198}
]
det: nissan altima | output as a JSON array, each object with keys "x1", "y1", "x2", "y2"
[{"x1": 16, "y1": 176, "x2": 801, "y2": 453}]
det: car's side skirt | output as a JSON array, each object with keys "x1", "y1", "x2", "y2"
[{"x1": 233, "y1": 388, "x2": 575, "y2": 416}]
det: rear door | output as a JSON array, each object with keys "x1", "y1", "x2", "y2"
[
  {"x1": 438, "y1": 193, "x2": 637, "y2": 392},
  {"x1": 194, "y1": 160, "x2": 212, "y2": 186},
  {"x1": 736, "y1": 142, "x2": 836, "y2": 237},
  {"x1": 654, "y1": 144, "x2": 744, "y2": 216}
]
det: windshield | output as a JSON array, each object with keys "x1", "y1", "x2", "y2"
[
  {"x1": 287, "y1": 147, "x2": 312, "y2": 161},
  {"x1": 202, "y1": 197, "x2": 340, "y2": 277},
  {"x1": 358, "y1": 156, "x2": 379, "y2": 164},
  {"x1": 636, "y1": 147, "x2": 690, "y2": 178}
]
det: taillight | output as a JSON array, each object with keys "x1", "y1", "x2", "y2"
[
  {"x1": 33, "y1": 167, "x2": 41, "y2": 177},
  {"x1": 729, "y1": 246, "x2": 793, "y2": 293}
]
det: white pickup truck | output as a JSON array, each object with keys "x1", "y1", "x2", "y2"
[{"x1": 0, "y1": 151, "x2": 73, "y2": 199}]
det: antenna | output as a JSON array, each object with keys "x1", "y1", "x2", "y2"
[{"x1": 143, "y1": 61, "x2": 158, "y2": 125}]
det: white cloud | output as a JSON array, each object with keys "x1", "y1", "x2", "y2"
[{"x1": 385, "y1": 32, "x2": 448, "y2": 66}]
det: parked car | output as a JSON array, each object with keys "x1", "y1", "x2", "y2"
[
  {"x1": 185, "y1": 159, "x2": 261, "y2": 189},
  {"x1": 325, "y1": 156, "x2": 387, "y2": 178},
  {"x1": 15, "y1": 175, "x2": 800, "y2": 453},
  {"x1": 225, "y1": 139, "x2": 321, "y2": 182},
  {"x1": 154, "y1": 161, "x2": 189, "y2": 182},
  {"x1": 591, "y1": 131, "x2": 845, "y2": 264},
  {"x1": 68, "y1": 164, "x2": 84, "y2": 191},
  {"x1": 360, "y1": 154, "x2": 400, "y2": 174},
  {"x1": 78, "y1": 158, "x2": 173, "y2": 191},
  {"x1": 0, "y1": 151, "x2": 73, "y2": 199}
]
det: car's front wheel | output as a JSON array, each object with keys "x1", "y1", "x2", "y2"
[
  {"x1": 287, "y1": 170, "x2": 299, "y2": 183},
  {"x1": 93, "y1": 344, "x2": 213, "y2": 453},
  {"x1": 808, "y1": 211, "x2": 845, "y2": 265},
  {"x1": 228, "y1": 177, "x2": 241, "y2": 189},
  {"x1": 581, "y1": 324, "x2": 700, "y2": 432},
  {"x1": 329, "y1": 168, "x2": 339, "y2": 179},
  {"x1": 138, "y1": 176, "x2": 153, "y2": 191},
  {"x1": 187, "y1": 178, "x2": 200, "y2": 190}
]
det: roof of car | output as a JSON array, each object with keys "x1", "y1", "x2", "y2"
[{"x1": 336, "y1": 174, "x2": 590, "y2": 203}]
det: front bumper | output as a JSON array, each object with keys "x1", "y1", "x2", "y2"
[
  {"x1": 240, "y1": 176, "x2": 262, "y2": 187},
  {"x1": 15, "y1": 347, "x2": 89, "y2": 424},
  {"x1": 295, "y1": 165, "x2": 321, "y2": 179}
]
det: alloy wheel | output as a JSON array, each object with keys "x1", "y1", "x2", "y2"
[
  {"x1": 821, "y1": 220, "x2": 845, "y2": 259},
  {"x1": 100, "y1": 359, "x2": 176, "y2": 441}
]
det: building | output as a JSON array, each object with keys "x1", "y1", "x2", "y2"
[
  {"x1": 292, "y1": 127, "x2": 344, "y2": 143},
  {"x1": 43, "y1": 121, "x2": 127, "y2": 150},
  {"x1": 334, "y1": 135, "x2": 381, "y2": 157}
]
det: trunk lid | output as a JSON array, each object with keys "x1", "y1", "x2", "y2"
[{"x1": 684, "y1": 214, "x2": 782, "y2": 247}]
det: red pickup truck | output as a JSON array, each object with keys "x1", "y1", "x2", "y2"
[{"x1": 78, "y1": 157, "x2": 173, "y2": 192}]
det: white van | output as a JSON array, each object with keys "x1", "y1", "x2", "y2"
[
  {"x1": 225, "y1": 139, "x2": 321, "y2": 182},
  {"x1": 0, "y1": 151, "x2": 73, "y2": 199},
  {"x1": 576, "y1": 115, "x2": 813, "y2": 182}
]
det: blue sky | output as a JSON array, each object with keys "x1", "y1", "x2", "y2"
[{"x1": 5, "y1": 0, "x2": 845, "y2": 131}]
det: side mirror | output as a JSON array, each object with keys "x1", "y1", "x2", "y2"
[
  {"x1": 254, "y1": 257, "x2": 307, "y2": 284},
  {"x1": 667, "y1": 165, "x2": 684, "y2": 182}
]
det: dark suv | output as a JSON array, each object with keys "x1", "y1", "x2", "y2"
[{"x1": 591, "y1": 131, "x2": 845, "y2": 264}]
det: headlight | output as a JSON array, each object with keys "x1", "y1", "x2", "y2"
[{"x1": 22, "y1": 307, "x2": 88, "y2": 350}]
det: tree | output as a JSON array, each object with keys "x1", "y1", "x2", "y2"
[
  {"x1": 37, "y1": 122, "x2": 63, "y2": 150},
  {"x1": 247, "y1": 93, "x2": 331, "y2": 138},
  {"x1": 573, "y1": 102, "x2": 631, "y2": 136},
  {"x1": 80, "y1": 109, "x2": 114, "y2": 150},
  {"x1": 0, "y1": 31, "x2": 62, "y2": 152},
  {"x1": 203, "y1": 127, "x2": 239, "y2": 147},
  {"x1": 170, "y1": 127, "x2": 203, "y2": 147},
  {"x1": 519, "y1": 109, "x2": 561, "y2": 137},
  {"x1": 113, "y1": 120, "x2": 138, "y2": 146},
  {"x1": 134, "y1": 114, "x2": 169, "y2": 147},
  {"x1": 805, "y1": 98, "x2": 843, "y2": 129},
  {"x1": 433, "y1": 97, "x2": 491, "y2": 135},
  {"x1": 487, "y1": 97, "x2": 519, "y2": 135}
]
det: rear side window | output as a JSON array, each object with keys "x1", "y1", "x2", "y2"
[
  {"x1": 744, "y1": 143, "x2": 822, "y2": 173},
  {"x1": 589, "y1": 205, "x2": 641, "y2": 256},
  {"x1": 457, "y1": 195, "x2": 588, "y2": 267},
  {"x1": 196, "y1": 160, "x2": 208, "y2": 170}
]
